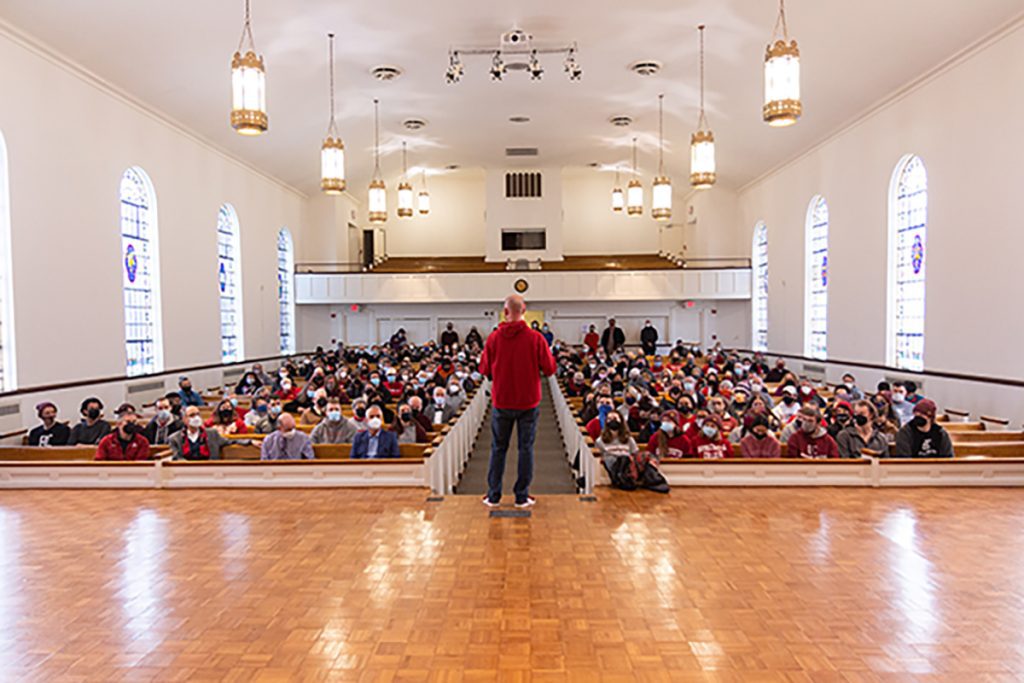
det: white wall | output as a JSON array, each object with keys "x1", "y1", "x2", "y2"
[
  {"x1": 738, "y1": 19, "x2": 1024, "y2": 382},
  {"x1": 485, "y1": 168, "x2": 564, "y2": 262},
  {"x1": 681, "y1": 185, "x2": 746, "y2": 260},
  {"x1": 0, "y1": 28, "x2": 305, "y2": 388}
]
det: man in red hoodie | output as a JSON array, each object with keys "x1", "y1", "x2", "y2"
[{"x1": 479, "y1": 294, "x2": 556, "y2": 508}]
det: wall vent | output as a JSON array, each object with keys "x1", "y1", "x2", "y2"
[
  {"x1": 505, "y1": 172, "x2": 542, "y2": 198},
  {"x1": 0, "y1": 403, "x2": 20, "y2": 418},
  {"x1": 505, "y1": 147, "x2": 539, "y2": 157},
  {"x1": 127, "y1": 380, "x2": 165, "y2": 395}
]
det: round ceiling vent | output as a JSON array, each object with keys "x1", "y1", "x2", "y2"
[
  {"x1": 370, "y1": 65, "x2": 403, "y2": 81},
  {"x1": 629, "y1": 60, "x2": 662, "y2": 76},
  {"x1": 445, "y1": 164, "x2": 460, "y2": 170},
  {"x1": 609, "y1": 115, "x2": 633, "y2": 127},
  {"x1": 509, "y1": 115, "x2": 531, "y2": 124},
  {"x1": 403, "y1": 118, "x2": 427, "y2": 130}
]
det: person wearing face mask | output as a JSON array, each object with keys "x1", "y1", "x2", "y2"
[
  {"x1": 169, "y1": 406, "x2": 236, "y2": 460},
  {"x1": 840, "y1": 374, "x2": 864, "y2": 401},
  {"x1": 690, "y1": 415, "x2": 731, "y2": 460},
  {"x1": 177, "y1": 376, "x2": 205, "y2": 407},
  {"x1": 681, "y1": 377, "x2": 705, "y2": 410},
  {"x1": 406, "y1": 395, "x2": 433, "y2": 433},
  {"x1": 599, "y1": 319, "x2": 626, "y2": 356},
  {"x1": 260, "y1": 413, "x2": 314, "y2": 461},
  {"x1": 826, "y1": 400, "x2": 854, "y2": 438},
  {"x1": 540, "y1": 323, "x2": 554, "y2": 347},
  {"x1": 142, "y1": 397, "x2": 184, "y2": 446},
  {"x1": 299, "y1": 389, "x2": 330, "y2": 426},
  {"x1": 28, "y1": 402, "x2": 71, "y2": 446},
  {"x1": 773, "y1": 386, "x2": 802, "y2": 425},
  {"x1": 391, "y1": 402, "x2": 429, "y2": 444},
  {"x1": 707, "y1": 396, "x2": 738, "y2": 435},
  {"x1": 446, "y1": 382, "x2": 466, "y2": 411},
  {"x1": 205, "y1": 399, "x2": 248, "y2": 436},
  {"x1": 68, "y1": 397, "x2": 112, "y2": 445},
  {"x1": 349, "y1": 398, "x2": 370, "y2": 432},
  {"x1": 586, "y1": 397, "x2": 617, "y2": 440},
  {"x1": 596, "y1": 411, "x2": 642, "y2": 489},
  {"x1": 836, "y1": 400, "x2": 890, "y2": 458},
  {"x1": 889, "y1": 383, "x2": 915, "y2": 426},
  {"x1": 894, "y1": 399, "x2": 953, "y2": 458},
  {"x1": 870, "y1": 394, "x2": 900, "y2": 443},
  {"x1": 646, "y1": 410, "x2": 694, "y2": 461},
  {"x1": 95, "y1": 404, "x2": 151, "y2": 461},
  {"x1": 440, "y1": 322, "x2": 460, "y2": 348},
  {"x1": 430, "y1": 388, "x2": 457, "y2": 426},
  {"x1": 234, "y1": 372, "x2": 263, "y2": 396},
  {"x1": 583, "y1": 324, "x2": 600, "y2": 356},
  {"x1": 310, "y1": 397, "x2": 358, "y2": 444},
  {"x1": 739, "y1": 414, "x2": 781, "y2": 458},
  {"x1": 351, "y1": 406, "x2": 400, "y2": 459},
  {"x1": 465, "y1": 326, "x2": 484, "y2": 348},
  {"x1": 766, "y1": 359, "x2": 788, "y2": 383},
  {"x1": 639, "y1": 320, "x2": 658, "y2": 356},
  {"x1": 274, "y1": 375, "x2": 302, "y2": 402},
  {"x1": 383, "y1": 371, "x2": 405, "y2": 400},
  {"x1": 244, "y1": 396, "x2": 271, "y2": 432},
  {"x1": 786, "y1": 406, "x2": 839, "y2": 459}
]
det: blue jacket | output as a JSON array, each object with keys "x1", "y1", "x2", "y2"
[
  {"x1": 351, "y1": 429, "x2": 400, "y2": 459},
  {"x1": 178, "y1": 388, "x2": 205, "y2": 407}
]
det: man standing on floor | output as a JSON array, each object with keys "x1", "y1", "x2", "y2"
[{"x1": 479, "y1": 294, "x2": 556, "y2": 508}]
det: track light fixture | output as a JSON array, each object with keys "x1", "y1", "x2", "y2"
[
  {"x1": 449, "y1": 28, "x2": 581, "y2": 83},
  {"x1": 445, "y1": 50, "x2": 463, "y2": 84},
  {"x1": 528, "y1": 50, "x2": 544, "y2": 80},
  {"x1": 490, "y1": 51, "x2": 506, "y2": 81},
  {"x1": 564, "y1": 45, "x2": 582, "y2": 81}
]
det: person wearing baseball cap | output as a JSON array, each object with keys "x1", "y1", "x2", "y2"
[
  {"x1": 894, "y1": 398, "x2": 954, "y2": 458},
  {"x1": 786, "y1": 405, "x2": 839, "y2": 459},
  {"x1": 773, "y1": 385, "x2": 801, "y2": 424},
  {"x1": 826, "y1": 400, "x2": 854, "y2": 438},
  {"x1": 690, "y1": 413, "x2": 731, "y2": 460},
  {"x1": 646, "y1": 409, "x2": 694, "y2": 461}
]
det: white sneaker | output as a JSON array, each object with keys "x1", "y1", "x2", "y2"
[
  {"x1": 481, "y1": 496, "x2": 500, "y2": 508},
  {"x1": 514, "y1": 496, "x2": 536, "y2": 509}
]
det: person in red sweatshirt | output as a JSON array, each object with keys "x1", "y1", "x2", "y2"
[
  {"x1": 690, "y1": 414, "x2": 732, "y2": 460},
  {"x1": 786, "y1": 405, "x2": 839, "y2": 459},
  {"x1": 95, "y1": 403, "x2": 151, "y2": 461},
  {"x1": 479, "y1": 294, "x2": 556, "y2": 508},
  {"x1": 646, "y1": 410, "x2": 693, "y2": 461},
  {"x1": 583, "y1": 325, "x2": 599, "y2": 356}
]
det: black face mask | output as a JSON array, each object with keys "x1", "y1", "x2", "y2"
[
  {"x1": 122, "y1": 422, "x2": 138, "y2": 435},
  {"x1": 86, "y1": 408, "x2": 101, "y2": 420},
  {"x1": 836, "y1": 414, "x2": 850, "y2": 424},
  {"x1": 218, "y1": 410, "x2": 235, "y2": 421},
  {"x1": 316, "y1": 398, "x2": 328, "y2": 408},
  {"x1": 606, "y1": 420, "x2": 622, "y2": 431},
  {"x1": 911, "y1": 416, "x2": 928, "y2": 429},
  {"x1": 783, "y1": 396, "x2": 796, "y2": 405},
  {"x1": 854, "y1": 415, "x2": 869, "y2": 427},
  {"x1": 400, "y1": 412, "x2": 412, "y2": 422},
  {"x1": 355, "y1": 407, "x2": 367, "y2": 419}
]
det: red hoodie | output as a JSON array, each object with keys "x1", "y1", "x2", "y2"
[{"x1": 480, "y1": 320, "x2": 556, "y2": 410}]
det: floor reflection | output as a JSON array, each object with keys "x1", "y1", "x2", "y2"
[
  {"x1": 879, "y1": 508, "x2": 939, "y2": 651},
  {"x1": 219, "y1": 512, "x2": 250, "y2": 581},
  {"x1": 118, "y1": 508, "x2": 168, "y2": 649}
]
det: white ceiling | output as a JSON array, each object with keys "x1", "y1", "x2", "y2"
[{"x1": 2, "y1": 0, "x2": 1021, "y2": 195}]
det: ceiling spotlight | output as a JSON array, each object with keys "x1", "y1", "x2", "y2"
[
  {"x1": 528, "y1": 50, "x2": 544, "y2": 80},
  {"x1": 445, "y1": 50, "x2": 463, "y2": 84},
  {"x1": 490, "y1": 51, "x2": 506, "y2": 81},
  {"x1": 370, "y1": 65, "x2": 403, "y2": 82},
  {"x1": 564, "y1": 45, "x2": 582, "y2": 81}
]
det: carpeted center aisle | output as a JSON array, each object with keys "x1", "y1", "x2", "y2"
[{"x1": 456, "y1": 381, "x2": 577, "y2": 496}]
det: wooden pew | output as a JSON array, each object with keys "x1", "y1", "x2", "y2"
[
  {"x1": 950, "y1": 431, "x2": 1024, "y2": 443},
  {"x1": 0, "y1": 445, "x2": 171, "y2": 461}
]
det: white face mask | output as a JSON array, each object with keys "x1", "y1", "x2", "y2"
[
  {"x1": 367, "y1": 417, "x2": 383, "y2": 430},
  {"x1": 187, "y1": 416, "x2": 203, "y2": 429}
]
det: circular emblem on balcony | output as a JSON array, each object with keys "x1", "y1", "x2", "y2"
[{"x1": 513, "y1": 278, "x2": 529, "y2": 294}]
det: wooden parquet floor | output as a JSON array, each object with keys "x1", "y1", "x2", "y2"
[{"x1": 1, "y1": 487, "x2": 1023, "y2": 681}]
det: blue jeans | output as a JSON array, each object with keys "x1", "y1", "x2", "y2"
[{"x1": 486, "y1": 406, "x2": 539, "y2": 504}]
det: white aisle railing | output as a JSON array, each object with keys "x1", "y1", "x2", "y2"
[
  {"x1": 428, "y1": 380, "x2": 490, "y2": 495},
  {"x1": 549, "y1": 375, "x2": 594, "y2": 495}
]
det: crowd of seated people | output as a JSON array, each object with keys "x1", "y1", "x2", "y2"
[
  {"x1": 18, "y1": 338, "x2": 483, "y2": 463},
  {"x1": 553, "y1": 339, "x2": 955, "y2": 482}
]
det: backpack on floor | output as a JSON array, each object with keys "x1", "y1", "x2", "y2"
[
  {"x1": 604, "y1": 455, "x2": 639, "y2": 491},
  {"x1": 638, "y1": 462, "x2": 670, "y2": 494}
]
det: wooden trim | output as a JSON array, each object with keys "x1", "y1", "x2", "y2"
[
  {"x1": 980, "y1": 415, "x2": 1011, "y2": 425},
  {"x1": 163, "y1": 458, "x2": 425, "y2": 467}
]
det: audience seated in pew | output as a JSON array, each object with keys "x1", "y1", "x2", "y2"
[
  {"x1": 407, "y1": 395, "x2": 432, "y2": 434},
  {"x1": 28, "y1": 401, "x2": 70, "y2": 446},
  {"x1": 177, "y1": 376, "x2": 205, "y2": 407},
  {"x1": 69, "y1": 396, "x2": 111, "y2": 445},
  {"x1": 297, "y1": 388, "x2": 328, "y2": 426},
  {"x1": 206, "y1": 398, "x2": 248, "y2": 436},
  {"x1": 836, "y1": 400, "x2": 890, "y2": 458},
  {"x1": 95, "y1": 404, "x2": 150, "y2": 461},
  {"x1": 392, "y1": 402, "x2": 428, "y2": 444},
  {"x1": 234, "y1": 370, "x2": 264, "y2": 396},
  {"x1": 169, "y1": 406, "x2": 236, "y2": 460},
  {"x1": 310, "y1": 397, "x2": 358, "y2": 444},
  {"x1": 260, "y1": 413, "x2": 314, "y2": 461},
  {"x1": 647, "y1": 410, "x2": 692, "y2": 461},
  {"x1": 890, "y1": 383, "x2": 915, "y2": 426},
  {"x1": 351, "y1": 405, "x2": 399, "y2": 459},
  {"x1": 895, "y1": 399, "x2": 954, "y2": 458},
  {"x1": 143, "y1": 396, "x2": 184, "y2": 446},
  {"x1": 740, "y1": 415, "x2": 781, "y2": 457},
  {"x1": 785, "y1": 406, "x2": 839, "y2": 459},
  {"x1": 429, "y1": 386, "x2": 458, "y2": 425},
  {"x1": 690, "y1": 414, "x2": 731, "y2": 460},
  {"x1": 164, "y1": 391, "x2": 185, "y2": 420}
]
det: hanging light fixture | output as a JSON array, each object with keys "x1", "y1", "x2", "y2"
[
  {"x1": 418, "y1": 169, "x2": 431, "y2": 215},
  {"x1": 627, "y1": 137, "x2": 643, "y2": 217},
  {"x1": 397, "y1": 142, "x2": 414, "y2": 218},
  {"x1": 651, "y1": 94, "x2": 672, "y2": 221},
  {"x1": 230, "y1": 0, "x2": 268, "y2": 135},
  {"x1": 611, "y1": 166, "x2": 624, "y2": 212},
  {"x1": 763, "y1": 0, "x2": 801, "y2": 127},
  {"x1": 368, "y1": 99, "x2": 387, "y2": 224},
  {"x1": 320, "y1": 33, "x2": 345, "y2": 195},
  {"x1": 691, "y1": 25, "x2": 716, "y2": 189}
]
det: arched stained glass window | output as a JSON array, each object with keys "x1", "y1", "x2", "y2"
[
  {"x1": 888, "y1": 156, "x2": 927, "y2": 371},
  {"x1": 0, "y1": 131, "x2": 15, "y2": 390},
  {"x1": 120, "y1": 167, "x2": 163, "y2": 376},
  {"x1": 218, "y1": 204, "x2": 244, "y2": 362},
  {"x1": 752, "y1": 222, "x2": 768, "y2": 352},
  {"x1": 804, "y1": 196, "x2": 829, "y2": 360},
  {"x1": 277, "y1": 228, "x2": 295, "y2": 355}
]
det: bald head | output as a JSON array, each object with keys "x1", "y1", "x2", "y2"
[{"x1": 504, "y1": 294, "x2": 526, "y2": 322}]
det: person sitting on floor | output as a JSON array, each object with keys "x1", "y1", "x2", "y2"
[
  {"x1": 836, "y1": 400, "x2": 890, "y2": 458},
  {"x1": 142, "y1": 396, "x2": 184, "y2": 446},
  {"x1": 894, "y1": 399, "x2": 954, "y2": 458},
  {"x1": 310, "y1": 397, "x2": 358, "y2": 444},
  {"x1": 392, "y1": 402, "x2": 429, "y2": 444},
  {"x1": 168, "y1": 406, "x2": 235, "y2": 460},
  {"x1": 739, "y1": 414, "x2": 781, "y2": 458},
  {"x1": 28, "y1": 402, "x2": 71, "y2": 446},
  {"x1": 95, "y1": 404, "x2": 150, "y2": 461},
  {"x1": 351, "y1": 405, "x2": 400, "y2": 459},
  {"x1": 68, "y1": 396, "x2": 111, "y2": 445},
  {"x1": 786, "y1": 405, "x2": 839, "y2": 459},
  {"x1": 260, "y1": 413, "x2": 314, "y2": 461}
]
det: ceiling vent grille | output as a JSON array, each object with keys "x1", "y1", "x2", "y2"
[
  {"x1": 505, "y1": 172, "x2": 542, "y2": 198},
  {"x1": 505, "y1": 147, "x2": 539, "y2": 157}
]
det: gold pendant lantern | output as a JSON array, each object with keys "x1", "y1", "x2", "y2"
[
  {"x1": 230, "y1": 0, "x2": 268, "y2": 135},
  {"x1": 651, "y1": 94, "x2": 672, "y2": 221},
  {"x1": 611, "y1": 167, "x2": 624, "y2": 212},
  {"x1": 320, "y1": 33, "x2": 346, "y2": 194},
  {"x1": 397, "y1": 142, "x2": 414, "y2": 219},
  {"x1": 627, "y1": 137, "x2": 643, "y2": 217},
  {"x1": 418, "y1": 170, "x2": 431, "y2": 215},
  {"x1": 368, "y1": 99, "x2": 387, "y2": 224},
  {"x1": 690, "y1": 25, "x2": 716, "y2": 189},
  {"x1": 763, "y1": 0, "x2": 802, "y2": 127}
]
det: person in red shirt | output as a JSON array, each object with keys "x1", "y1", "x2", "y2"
[
  {"x1": 646, "y1": 410, "x2": 693, "y2": 461},
  {"x1": 205, "y1": 399, "x2": 249, "y2": 436},
  {"x1": 479, "y1": 294, "x2": 557, "y2": 508},
  {"x1": 786, "y1": 405, "x2": 839, "y2": 459},
  {"x1": 690, "y1": 414, "x2": 732, "y2": 460},
  {"x1": 274, "y1": 377, "x2": 301, "y2": 402},
  {"x1": 583, "y1": 325, "x2": 600, "y2": 356},
  {"x1": 585, "y1": 396, "x2": 616, "y2": 441},
  {"x1": 95, "y1": 403, "x2": 151, "y2": 461}
]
